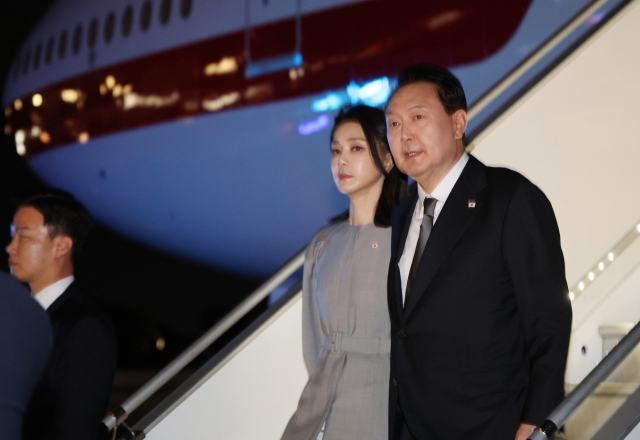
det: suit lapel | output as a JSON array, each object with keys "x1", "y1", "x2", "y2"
[
  {"x1": 403, "y1": 155, "x2": 487, "y2": 319},
  {"x1": 390, "y1": 185, "x2": 418, "y2": 322}
]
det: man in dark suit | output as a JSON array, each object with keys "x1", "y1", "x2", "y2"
[
  {"x1": 385, "y1": 65, "x2": 572, "y2": 440},
  {"x1": 6, "y1": 193, "x2": 117, "y2": 440},
  {"x1": 0, "y1": 271, "x2": 52, "y2": 440}
]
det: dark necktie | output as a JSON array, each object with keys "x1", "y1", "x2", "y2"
[{"x1": 406, "y1": 197, "x2": 437, "y2": 298}]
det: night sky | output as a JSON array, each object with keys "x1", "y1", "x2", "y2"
[{"x1": 1, "y1": 0, "x2": 263, "y2": 417}]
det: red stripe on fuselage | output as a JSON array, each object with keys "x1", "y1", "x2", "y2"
[{"x1": 7, "y1": 0, "x2": 532, "y2": 158}]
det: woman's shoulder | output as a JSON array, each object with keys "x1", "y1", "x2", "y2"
[{"x1": 311, "y1": 220, "x2": 348, "y2": 246}]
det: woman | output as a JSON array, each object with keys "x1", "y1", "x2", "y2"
[{"x1": 281, "y1": 105, "x2": 407, "y2": 440}]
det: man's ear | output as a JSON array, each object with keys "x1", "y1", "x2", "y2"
[
  {"x1": 383, "y1": 152, "x2": 395, "y2": 173},
  {"x1": 53, "y1": 235, "x2": 73, "y2": 259},
  {"x1": 452, "y1": 109, "x2": 468, "y2": 141}
]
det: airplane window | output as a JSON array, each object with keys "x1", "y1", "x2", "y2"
[
  {"x1": 140, "y1": 1, "x2": 152, "y2": 31},
  {"x1": 89, "y1": 18, "x2": 99, "y2": 48},
  {"x1": 73, "y1": 24, "x2": 83, "y2": 54},
  {"x1": 180, "y1": 0, "x2": 192, "y2": 18},
  {"x1": 104, "y1": 12, "x2": 115, "y2": 43},
  {"x1": 122, "y1": 5, "x2": 133, "y2": 37},
  {"x1": 45, "y1": 36, "x2": 54, "y2": 65},
  {"x1": 34, "y1": 43, "x2": 42, "y2": 70},
  {"x1": 22, "y1": 49, "x2": 31, "y2": 75},
  {"x1": 160, "y1": 0, "x2": 171, "y2": 25},
  {"x1": 58, "y1": 30, "x2": 68, "y2": 60}
]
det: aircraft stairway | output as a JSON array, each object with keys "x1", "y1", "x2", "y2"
[{"x1": 103, "y1": 0, "x2": 640, "y2": 438}]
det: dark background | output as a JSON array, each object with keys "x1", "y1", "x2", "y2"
[{"x1": 1, "y1": 0, "x2": 262, "y2": 420}]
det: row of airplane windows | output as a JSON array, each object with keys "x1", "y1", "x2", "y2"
[{"x1": 11, "y1": 0, "x2": 193, "y2": 82}]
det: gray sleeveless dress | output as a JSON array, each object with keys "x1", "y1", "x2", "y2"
[{"x1": 281, "y1": 221, "x2": 391, "y2": 440}]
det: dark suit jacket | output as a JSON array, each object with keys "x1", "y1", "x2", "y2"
[
  {"x1": 23, "y1": 281, "x2": 117, "y2": 440},
  {"x1": 0, "y1": 272, "x2": 52, "y2": 440},
  {"x1": 388, "y1": 155, "x2": 572, "y2": 439}
]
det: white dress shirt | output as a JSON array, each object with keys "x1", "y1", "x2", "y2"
[
  {"x1": 399, "y1": 153, "x2": 469, "y2": 303},
  {"x1": 33, "y1": 275, "x2": 74, "y2": 310}
]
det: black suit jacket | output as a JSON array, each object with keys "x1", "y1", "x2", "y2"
[
  {"x1": 0, "y1": 272, "x2": 51, "y2": 440},
  {"x1": 23, "y1": 281, "x2": 117, "y2": 440},
  {"x1": 388, "y1": 155, "x2": 572, "y2": 439}
]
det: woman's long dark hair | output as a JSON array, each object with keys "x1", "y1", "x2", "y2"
[{"x1": 330, "y1": 105, "x2": 408, "y2": 227}]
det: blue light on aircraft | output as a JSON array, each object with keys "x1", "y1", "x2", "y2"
[
  {"x1": 298, "y1": 114, "x2": 330, "y2": 136},
  {"x1": 346, "y1": 77, "x2": 391, "y2": 107},
  {"x1": 312, "y1": 93, "x2": 343, "y2": 112}
]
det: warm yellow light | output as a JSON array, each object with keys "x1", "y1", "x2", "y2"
[
  {"x1": 99, "y1": 84, "x2": 107, "y2": 95},
  {"x1": 105, "y1": 75, "x2": 116, "y2": 89},
  {"x1": 4, "y1": 124, "x2": 11, "y2": 135},
  {"x1": 39, "y1": 132, "x2": 51, "y2": 144},
  {"x1": 608, "y1": 252, "x2": 614, "y2": 261},
  {"x1": 5, "y1": 107, "x2": 12, "y2": 117},
  {"x1": 16, "y1": 143, "x2": 26, "y2": 156},
  {"x1": 579, "y1": 282, "x2": 584, "y2": 291},
  {"x1": 156, "y1": 337, "x2": 166, "y2": 351},
  {"x1": 588, "y1": 272, "x2": 594, "y2": 281},
  {"x1": 78, "y1": 132, "x2": 90, "y2": 144},
  {"x1": 113, "y1": 84, "x2": 123, "y2": 97},
  {"x1": 637, "y1": 224, "x2": 640, "y2": 233},
  {"x1": 14, "y1": 99, "x2": 23, "y2": 111},
  {"x1": 15, "y1": 129, "x2": 25, "y2": 144},
  {"x1": 32, "y1": 94, "x2": 43, "y2": 107},
  {"x1": 598, "y1": 262, "x2": 604, "y2": 271},
  {"x1": 123, "y1": 84, "x2": 133, "y2": 94},
  {"x1": 569, "y1": 291, "x2": 574, "y2": 301},
  {"x1": 61, "y1": 89, "x2": 80, "y2": 103},
  {"x1": 31, "y1": 126, "x2": 41, "y2": 137},
  {"x1": 204, "y1": 56, "x2": 238, "y2": 76}
]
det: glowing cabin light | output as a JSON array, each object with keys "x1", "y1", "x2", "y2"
[
  {"x1": 299, "y1": 114, "x2": 330, "y2": 136},
  {"x1": 608, "y1": 252, "x2": 614, "y2": 261},
  {"x1": 637, "y1": 224, "x2": 640, "y2": 233},
  {"x1": 61, "y1": 89, "x2": 80, "y2": 103},
  {"x1": 39, "y1": 132, "x2": 51, "y2": 144},
  {"x1": 123, "y1": 84, "x2": 133, "y2": 94},
  {"x1": 569, "y1": 291, "x2": 574, "y2": 301},
  {"x1": 99, "y1": 84, "x2": 108, "y2": 95},
  {"x1": 14, "y1": 99, "x2": 23, "y2": 111},
  {"x1": 312, "y1": 93, "x2": 343, "y2": 112},
  {"x1": 345, "y1": 77, "x2": 391, "y2": 107},
  {"x1": 156, "y1": 337, "x2": 166, "y2": 351},
  {"x1": 31, "y1": 126, "x2": 41, "y2": 137},
  {"x1": 578, "y1": 282, "x2": 584, "y2": 291},
  {"x1": 15, "y1": 129, "x2": 26, "y2": 156},
  {"x1": 202, "y1": 92, "x2": 240, "y2": 112},
  {"x1": 32, "y1": 94, "x2": 43, "y2": 107},
  {"x1": 598, "y1": 262, "x2": 604, "y2": 271},
  {"x1": 5, "y1": 107, "x2": 12, "y2": 117},
  {"x1": 204, "y1": 57, "x2": 238, "y2": 76},
  {"x1": 4, "y1": 124, "x2": 11, "y2": 135},
  {"x1": 123, "y1": 91, "x2": 180, "y2": 110},
  {"x1": 78, "y1": 132, "x2": 90, "y2": 144},
  {"x1": 588, "y1": 272, "x2": 594, "y2": 281},
  {"x1": 105, "y1": 75, "x2": 116, "y2": 89},
  {"x1": 113, "y1": 84, "x2": 123, "y2": 97}
]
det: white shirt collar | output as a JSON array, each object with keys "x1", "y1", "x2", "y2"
[
  {"x1": 33, "y1": 276, "x2": 75, "y2": 310},
  {"x1": 417, "y1": 152, "x2": 469, "y2": 210}
]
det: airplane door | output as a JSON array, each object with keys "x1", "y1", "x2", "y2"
[{"x1": 245, "y1": 0, "x2": 302, "y2": 78}]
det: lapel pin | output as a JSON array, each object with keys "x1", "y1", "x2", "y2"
[
  {"x1": 468, "y1": 199, "x2": 476, "y2": 208},
  {"x1": 372, "y1": 242, "x2": 379, "y2": 249}
]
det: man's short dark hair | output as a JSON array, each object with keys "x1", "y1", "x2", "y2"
[
  {"x1": 389, "y1": 64, "x2": 467, "y2": 115},
  {"x1": 19, "y1": 192, "x2": 93, "y2": 265}
]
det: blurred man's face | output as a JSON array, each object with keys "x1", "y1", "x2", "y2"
[
  {"x1": 385, "y1": 82, "x2": 466, "y2": 192},
  {"x1": 6, "y1": 207, "x2": 56, "y2": 291}
]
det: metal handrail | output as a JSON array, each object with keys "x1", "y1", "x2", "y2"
[
  {"x1": 101, "y1": 247, "x2": 306, "y2": 433},
  {"x1": 528, "y1": 321, "x2": 640, "y2": 439},
  {"x1": 466, "y1": 0, "x2": 610, "y2": 121}
]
